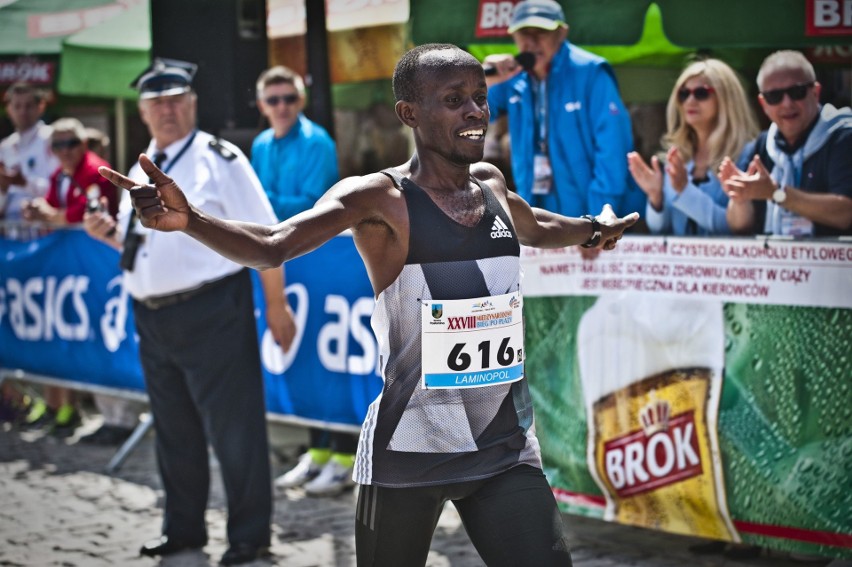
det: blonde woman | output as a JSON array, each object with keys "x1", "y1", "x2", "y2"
[{"x1": 628, "y1": 59, "x2": 759, "y2": 235}]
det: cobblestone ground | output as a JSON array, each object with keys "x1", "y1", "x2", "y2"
[{"x1": 1, "y1": 417, "x2": 847, "y2": 567}]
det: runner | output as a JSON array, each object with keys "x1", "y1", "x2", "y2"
[{"x1": 100, "y1": 43, "x2": 638, "y2": 567}]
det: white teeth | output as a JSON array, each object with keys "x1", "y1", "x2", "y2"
[{"x1": 459, "y1": 129, "x2": 484, "y2": 138}]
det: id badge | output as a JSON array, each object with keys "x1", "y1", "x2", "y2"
[
  {"x1": 779, "y1": 210, "x2": 814, "y2": 237},
  {"x1": 421, "y1": 292, "x2": 525, "y2": 389},
  {"x1": 532, "y1": 153, "x2": 552, "y2": 195}
]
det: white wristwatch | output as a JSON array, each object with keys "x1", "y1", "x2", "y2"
[{"x1": 772, "y1": 185, "x2": 787, "y2": 204}]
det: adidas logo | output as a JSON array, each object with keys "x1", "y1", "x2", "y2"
[{"x1": 490, "y1": 217, "x2": 512, "y2": 239}]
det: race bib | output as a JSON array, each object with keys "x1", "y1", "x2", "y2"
[{"x1": 421, "y1": 292, "x2": 525, "y2": 389}]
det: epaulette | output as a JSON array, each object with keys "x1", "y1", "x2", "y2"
[{"x1": 208, "y1": 137, "x2": 237, "y2": 161}]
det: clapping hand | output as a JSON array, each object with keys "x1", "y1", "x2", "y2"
[
  {"x1": 665, "y1": 146, "x2": 688, "y2": 193},
  {"x1": 720, "y1": 155, "x2": 776, "y2": 202},
  {"x1": 627, "y1": 151, "x2": 663, "y2": 210}
]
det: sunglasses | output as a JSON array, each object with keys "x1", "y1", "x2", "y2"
[
  {"x1": 264, "y1": 93, "x2": 299, "y2": 107},
  {"x1": 760, "y1": 82, "x2": 814, "y2": 105},
  {"x1": 51, "y1": 138, "x2": 82, "y2": 150},
  {"x1": 677, "y1": 85, "x2": 715, "y2": 103}
]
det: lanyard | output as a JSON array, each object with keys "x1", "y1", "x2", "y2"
[
  {"x1": 127, "y1": 130, "x2": 198, "y2": 231},
  {"x1": 533, "y1": 78, "x2": 548, "y2": 153},
  {"x1": 790, "y1": 146, "x2": 804, "y2": 188},
  {"x1": 153, "y1": 129, "x2": 197, "y2": 178}
]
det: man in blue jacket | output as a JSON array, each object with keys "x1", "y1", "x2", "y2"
[
  {"x1": 251, "y1": 66, "x2": 339, "y2": 221},
  {"x1": 485, "y1": 0, "x2": 643, "y2": 219}
]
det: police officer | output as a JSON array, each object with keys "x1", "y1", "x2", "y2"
[{"x1": 84, "y1": 58, "x2": 296, "y2": 566}]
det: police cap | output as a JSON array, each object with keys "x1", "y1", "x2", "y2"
[{"x1": 130, "y1": 57, "x2": 198, "y2": 99}]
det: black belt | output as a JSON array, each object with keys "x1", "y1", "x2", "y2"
[{"x1": 135, "y1": 271, "x2": 241, "y2": 310}]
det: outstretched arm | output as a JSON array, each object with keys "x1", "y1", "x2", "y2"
[
  {"x1": 475, "y1": 162, "x2": 639, "y2": 248},
  {"x1": 519, "y1": 197, "x2": 638, "y2": 249},
  {"x1": 99, "y1": 154, "x2": 367, "y2": 271}
]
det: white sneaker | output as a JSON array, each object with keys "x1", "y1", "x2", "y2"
[
  {"x1": 274, "y1": 453, "x2": 322, "y2": 489},
  {"x1": 304, "y1": 459, "x2": 355, "y2": 496}
]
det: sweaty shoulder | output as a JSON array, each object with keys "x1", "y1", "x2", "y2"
[
  {"x1": 321, "y1": 171, "x2": 408, "y2": 289},
  {"x1": 471, "y1": 161, "x2": 509, "y2": 197},
  {"x1": 318, "y1": 171, "x2": 403, "y2": 219},
  {"x1": 325, "y1": 171, "x2": 395, "y2": 197}
]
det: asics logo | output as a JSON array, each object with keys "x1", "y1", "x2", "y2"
[{"x1": 490, "y1": 217, "x2": 512, "y2": 239}]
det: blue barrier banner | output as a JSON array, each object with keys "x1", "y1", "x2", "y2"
[
  {"x1": 252, "y1": 234, "x2": 382, "y2": 426},
  {"x1": 0, "y1": 230, "x2": 144, "y2": 391},
  {"x1": 1, "y1": 230, "x2": 382, "y2": 427}
]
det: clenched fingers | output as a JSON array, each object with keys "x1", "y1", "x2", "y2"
[{"x1": 130, "y1": 185, "x2": 167, "y2": 219}]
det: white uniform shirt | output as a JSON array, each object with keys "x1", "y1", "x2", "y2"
[
  {"x1": 118, "y1": 130, "x2": 277, "y2": 300},
  {"x1": 0, "y1": 121, "x2": 58, "y2": 220}
]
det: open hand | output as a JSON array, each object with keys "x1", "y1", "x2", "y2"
[
  {"x1": 721, "y1": 155, "x2": 775, "y2": 202},
  {"x1": 665, "y1": 147, "x2": 688, "y2": 192},
  {"x1": 627, "y1": 151, "x2": 663, "y2": 209},
  {"x1": 98, "y1": 154, "x2": 191, "y2": 232},
  {"x1": 717, "y1": 156, "x2": 742, "y2": 185},
  {"x1": 599, "y1": 203, "x2": 639, "y2": 251}
]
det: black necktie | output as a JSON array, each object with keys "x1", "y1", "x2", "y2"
[
  {"x1": 128, "y1": 150, "x2": 166, "y2": 220},
  {"x1": 149, "y1": 151, "x2": 167, "y2": 183}
]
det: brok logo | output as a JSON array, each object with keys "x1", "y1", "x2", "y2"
[{"x1": 603, "y1": 394, "x2": 702, "y2": 498}]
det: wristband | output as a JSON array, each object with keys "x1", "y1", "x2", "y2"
[{"x1": 580, "y1": 214, "x2": 602, "y2": 248}]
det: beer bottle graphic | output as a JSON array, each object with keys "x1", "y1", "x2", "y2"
[{"x1": 578, "y1": 293, "x2": 738, "y2": 541}]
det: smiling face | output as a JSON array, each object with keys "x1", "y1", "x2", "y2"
[
  {"x1": 258, "y1": 81, "x2": 303, "y2": 138},
  {"x1": 408, "y1": 51, "x2": 490, "y2": 166},
  {"x1": 759, "y1": 67, "x2": 821, "y2": 146}
]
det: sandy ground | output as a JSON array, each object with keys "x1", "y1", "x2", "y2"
[{"x1": 1, "y1": 413, "x2": 848, "y2": 567}]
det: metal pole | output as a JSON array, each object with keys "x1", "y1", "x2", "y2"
[
  {"x1": 115, "y1": 98, "x2": 127, "y2": 174},
  {"x1": 304, "y1": 0, "x2": 335, "y2": 139},
  {"x1": 105, "y1": 412, "x2": 154, "y2": 474}
]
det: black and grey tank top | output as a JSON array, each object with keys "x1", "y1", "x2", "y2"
[{"x1": 353, "y1": 169, "x2": 542, "y2": 487}]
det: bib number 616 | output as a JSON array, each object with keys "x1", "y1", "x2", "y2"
[{"x1": 447, "y1": 337, "x2": 523, "y2": 371}]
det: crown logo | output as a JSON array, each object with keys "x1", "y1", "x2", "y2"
[{"x1": 640, "y1": 392, "x2": 671, "y2": 436}]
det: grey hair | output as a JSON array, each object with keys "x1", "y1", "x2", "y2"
[{"x1": 756, "y1": 50, "x2": 816, "y2": 90}]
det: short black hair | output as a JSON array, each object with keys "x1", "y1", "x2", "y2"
[{"x1": 392, "y1": 43, "x2": 480, "y2": 103}]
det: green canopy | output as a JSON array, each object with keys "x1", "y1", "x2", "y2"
[
  {"x1": 0, "y1": 0, "x2": 114, "y2": 55},
  {"x1": 0, "y1": 0, "x2": 150, "y2": 98},
  {"x1": 58, "y1": 1, "x2": 150, "y2": 99},
  {"x1": 467, "y1": 4, "x2": 696, "y2": 103},
  {"x1": 412, "y1": 0, "x2": 847, "y2": 48},
  {"x1": 467, "y1": 4, "x2": 693, "y2": 68}
]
